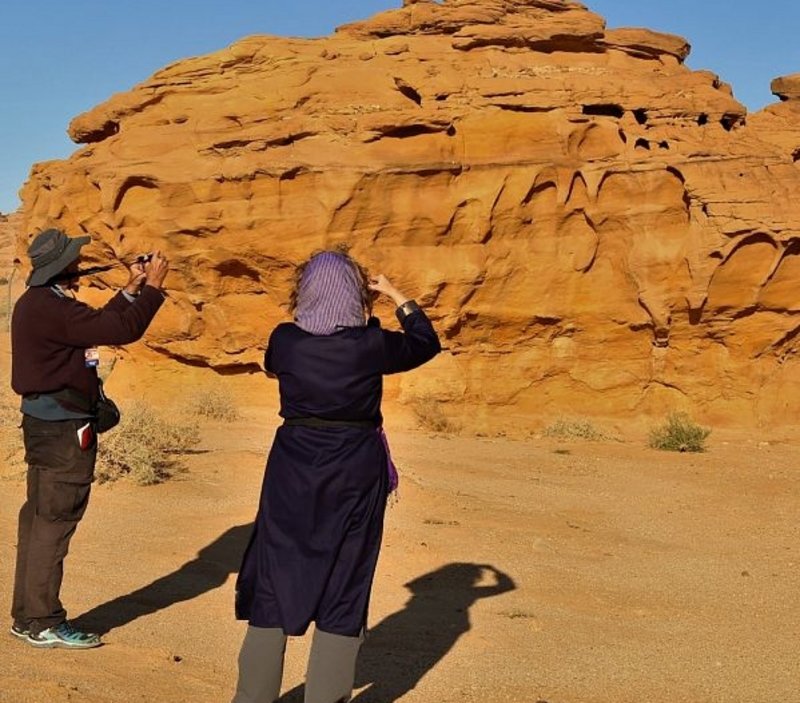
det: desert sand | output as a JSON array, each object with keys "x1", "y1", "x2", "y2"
[
  {"x1": 1, "y1": 390, "x2": 798, "y2": 702},
  {"x1": 3, "y1": 0, "x2": 800, "y2": 698}
]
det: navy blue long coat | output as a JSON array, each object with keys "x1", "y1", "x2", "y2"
[{"x1": 236, "y1": 309, "x2": 441, "y2": 636}]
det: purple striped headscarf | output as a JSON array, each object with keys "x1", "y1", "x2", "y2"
[{"x1": 294, "y1": 251, "x2": 367, "y2": 336}]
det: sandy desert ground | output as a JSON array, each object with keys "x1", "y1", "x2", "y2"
[{"x1": 1, "y1": 375, "x2": 799, "y2": 703}]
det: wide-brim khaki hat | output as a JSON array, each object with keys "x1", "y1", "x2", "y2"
[{"x1": 26, "y1": 228, "x2": 90, "y2": 286}]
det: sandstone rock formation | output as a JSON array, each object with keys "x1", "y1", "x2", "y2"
[
  {"x1": 0, "y1": 211, "x2": 22, "y2": 280},
  {"x1": 0, "y1": 213, "x2": 17, "y2": 251},
  {"x1": 13, "y1": 0, "x2": 800, "y2": 431},
  {"x1": 748, "y1": 74, "x2": 800, "y2": 158}
]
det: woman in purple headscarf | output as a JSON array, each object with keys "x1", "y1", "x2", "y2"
[{"x1": 232, "y1": 248, "x2": 441, "y2": 703}]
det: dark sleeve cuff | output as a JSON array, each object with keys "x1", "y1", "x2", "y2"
[
  {"x1": 395, "y1": 300, "x2": 421, "y2": 323},
  {"x1": 141, "y1": 284, "x2": 167, "y2": 300}
]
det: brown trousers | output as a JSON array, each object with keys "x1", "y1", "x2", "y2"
[{"x1": 11, "y1": 415, "x2": 96, "y2": 634}]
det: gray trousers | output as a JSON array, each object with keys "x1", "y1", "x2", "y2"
[{"x1": 232, "y1": 626, "x2": 363, "y2": 703}]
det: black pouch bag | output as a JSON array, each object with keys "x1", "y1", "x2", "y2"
[
  {"x1": 95, "y1": 380, "x2": 121, "y2": 433},
  {"x1": 50, "y1": 381, "x2": 121, "y2": 433}
]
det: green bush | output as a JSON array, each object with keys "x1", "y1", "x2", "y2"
[
  {"x1": 649, "y1": 412, "x2": 710, "y2": 453},
  {"x1": 97, "y1": 401, "x2": 200, "y2": 485}
]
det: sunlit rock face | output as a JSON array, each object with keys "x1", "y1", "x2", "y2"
[
  {"x1": 15, "y1": 0, "x2": 800, "y2": 430},
  {"x1": 1, "y1": 211, "x2": 22, "y2": 272}
]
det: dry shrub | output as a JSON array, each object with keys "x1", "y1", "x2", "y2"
[
  {"x1": 97, "y1": 401, "x2": 200, "y2": 485},
  {"x1": 544, "y1": 418, "x2": 606, "y2": 441},
  {"x1": 186, "y1": 385, "x2": 240, "y2": 422},
  {"x1": 649, "y1": 412, "x2": 710, "y2": 453},
  {"x1": 0, "y1": 395, "x2": 25, "y2": 478},
  {"x1": 412, "y1": 395, "x2": 458, "y2": 434}
]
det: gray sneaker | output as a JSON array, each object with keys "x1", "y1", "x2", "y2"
[
  {"x1": 10, "y1": 623, "x2": 29, "y2": 640},
  {"x1": 26, "y1": 621, "x2": 102, "y2": 649}
]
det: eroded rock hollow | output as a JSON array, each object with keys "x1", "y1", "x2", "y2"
[{"x1": 15, "y1": 0, "x2": 800, "y2": 430}]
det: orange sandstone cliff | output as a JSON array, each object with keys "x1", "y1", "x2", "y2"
[{"x1": 13, "y1": 0, "x2": 800, "y2": 431}]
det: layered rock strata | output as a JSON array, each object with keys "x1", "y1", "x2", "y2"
[{"x1": 15, "y1": 0, "x2": 800, "y2": 430}]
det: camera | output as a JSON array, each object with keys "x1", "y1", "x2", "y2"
[{"x1": 135, "y1": 253, "x2": 153, "y2": 264}]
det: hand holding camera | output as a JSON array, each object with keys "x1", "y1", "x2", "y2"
[
  {"x1": 143, "y1": 250, "x2": 169, "y2": 290},
  {"x1": 124, "y1": 251, "x2": 169, "y2": 294},
  {"x1": 123, "y1": 254, "x2": 148, "y2": 295}
]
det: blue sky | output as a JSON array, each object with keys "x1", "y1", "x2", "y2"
[{"x1": 1, "y1": 0, "x2": 798, "y2": 213}]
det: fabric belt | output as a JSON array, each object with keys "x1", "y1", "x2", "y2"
[
  {"x1": 283, "y1": 417, "x2": 399, "y2": 494},
  {"x1": 282, "y1": 417, "x2": 378, "y2": 430}
]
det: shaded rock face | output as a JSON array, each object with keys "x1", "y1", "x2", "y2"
[{"x1": 16, "y1": 0, "x2": 800, "y2": 429}]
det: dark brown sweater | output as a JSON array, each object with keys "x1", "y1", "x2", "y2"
[{"x1": 11, "y1": 284, "x2": 165, "y2": 402}]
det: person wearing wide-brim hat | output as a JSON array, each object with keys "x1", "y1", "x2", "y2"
[
  {"x1": 25, "y1": 228, "x2": 91, "y2": 286},
  {"x1": 9, "y1": 227, "x2": 170, "y2": 649}
]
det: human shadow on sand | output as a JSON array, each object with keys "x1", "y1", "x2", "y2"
[
  {"x1": 73, "y1": 523, "x2": 252, "y2": 635},
  {"x1": 279, "y1": 562, "x2": 516, "y2": 703}
]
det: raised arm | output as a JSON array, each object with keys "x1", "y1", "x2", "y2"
[
  {"x1": 56, "y1": 251, "x2": 169, "y2": 347},
  {"x1": 104, "y1": 255, "x2": 149, "y2": 313},
  {"x1": 370, "y1": 274, "x2": 441, "y2": 375},
  {"x1": 55, "y1": 287, "x2": 165, "y2": 347}
]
